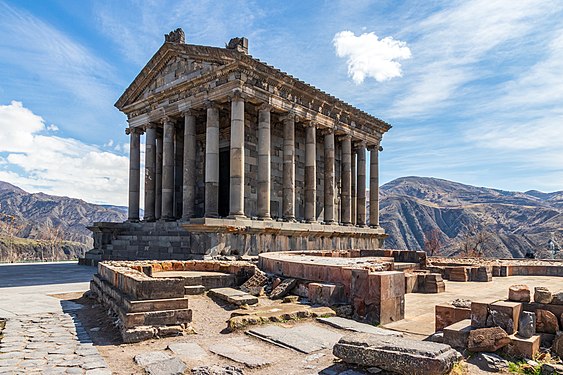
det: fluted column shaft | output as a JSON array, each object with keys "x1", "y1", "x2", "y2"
[
  {"x1": 205, "y1": 104, "x2": 219, "y2": 218},
  {"x1": 323, "y1": 130, "x2": 335, "y2": 224},
  {"x1": 257, "y1": 104, "x2": 271, "y2": 219},
  {"x1": 182, "y1": 111, "x2": 196, "y2": 220},
  {"x1": 127, "y1": 127, "x2": 142, "y2": 221},
  {"x1": 282, "y1": 114, "x2": 295, "y2": 221},
  {"x1": 174, "y1": 124, "x2": 184, "y2": 218},
  {"x1": 144, "y1": 124, "x2": 156, "y2": 221},
  {"x1": 357, "y1": 143, "x2": 367, "y2": 226},
  {"x1": 155, "y1": 131, "x2": 163, "y2": 219},
  {"x1": 161, "y1": 118, "x2": 175, "y2": 220},
  {"x1": 369, "y1": 145, "x2": 380, "y2": 227},
  {"x1": 229, "y1": 92, "x2": 245, "y2": 218},
  {"x1": 341, "y1": 135, "x2": 352, "y2": 225},
  {"x1": 351, "y1": 148, "x2": 357, "y2": 225},
  {"x1": 305, "y1": 123, "x2": 316, "y2": 222}
]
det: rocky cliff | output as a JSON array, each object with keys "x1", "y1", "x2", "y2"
[
  {"x1": 0, "y1": 181, "x2": 127, "y2": 261},
  {"x1": 380, "y1": 177, "x2": 562, "y2": 258}
]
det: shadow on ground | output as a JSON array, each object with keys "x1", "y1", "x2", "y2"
[{"x1": 0, "y1": 262, "x2": 96, "y2": 288}]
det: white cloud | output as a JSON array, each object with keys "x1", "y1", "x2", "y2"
[
  {"x1": 47, "y1": 124, "x2": 59, "y2": 132},
  {"x1": 0, "y1": 101, "x2": 130, "y2": 206},
  {"x1": 333, "y1": 31, "x2": 411, "y2": 84}
]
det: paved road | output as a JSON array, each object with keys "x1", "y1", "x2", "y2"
[{"x1": 0, "y1": 262, "x2": 110, "y2": 374}]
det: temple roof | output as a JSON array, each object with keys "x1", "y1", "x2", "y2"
[{"x1": 116, "y1": 33, "x2": 391, "y2": 134}]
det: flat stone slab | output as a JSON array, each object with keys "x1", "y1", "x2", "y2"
[
  {"x1": 134, "y1": 351, "x2": 172, "y2": 367},
  {"x1": 208, "y1": 288, "x2": 258, "y2": 306},
  {"x1": 208, "y1": 338, "x2": 270, "y2": 368},
  {"x1": 144, "y1": 357, "x2": 187, "y2": 375},
  {"x1": 333, "y1": 333, "x2": 461, "y2": 375},
  {"x1": 317, "y1": 317, "x2": 402, "y2": 336},
  {"x1": 248, "y1": 323, "x2": 342, "y2": 354},
  {"x1": 167, "y1": 342, "x2": 207, "y2": 362}
]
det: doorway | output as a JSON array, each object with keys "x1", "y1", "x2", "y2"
[{"x1": 219, "y1": 148, "x2": 230, "y2": 217}]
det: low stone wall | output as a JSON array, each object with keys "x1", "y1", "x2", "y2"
[{"x1": 91, "y1": 260, "x2": 256, "y2": 342}]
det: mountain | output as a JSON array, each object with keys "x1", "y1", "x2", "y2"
[
  {"x1": 0, "y1": 181, "x2": 127, "y2": 261},
  {"x1": 379, "y1": 176, "x2": 563, "y2": 258}
]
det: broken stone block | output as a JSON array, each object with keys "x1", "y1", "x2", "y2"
[
  {"x1": 509, "y1": 285, "x2": 531, "y2": 302},
  {"x1": 552, "y1": 331, "x2": 563, "y2": 359},
  {"x1": 468, "y1": 353, "x2": 508, "y2": 372},
  {"x1": 487, "y1": 301, "x2": 522, "y2": 335},
  {"x1": 208, "y1": 288, "x2": 258, "y2": 306},
  {"x1": 443, "y1": 319, "x2": 473, "y2": 349},
  {"x1": 144, "y1": 357, "x2": 187, "y2": 375},
  {"x1": 504, "y1": 334, "x2": 541, "y2": 359},
  {"x1": 518, "y1": 311, "x2": 536, "y2": 339},
  {"x1": 240, "y1": 270, "x2": 268, "y2": 296},
  {"x1": 552, "y1": 292, "x2": 563, "y2": 305},
  {"x1": 435, "y1": 304, "x2": 471, "y2": 332},
  {"x1": 467, "y1": 327, "x2": 511, "y2": 352},
  {"x1": 534, "y1": 286, "x2": 553, "y2": 304},
  {"x1": 471, "y1": 301, "x2": 490, "y2": 328},
  {"x1": 333, "y1": 333, "x2": 461, "y2": 375},
  {"x1": 536, "y1": 309, "x2": 559, "y2": 334},
  {"x1": 134, "y1": 351, "x2": 172, "y2": 367},
  {"x1": 269, "y1": 278, "x2": 297, "y2": 299}
]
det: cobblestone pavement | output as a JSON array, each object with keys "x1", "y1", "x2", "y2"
[{"x1": 0, "y1": 312, "x2": 111, "y2": 375}]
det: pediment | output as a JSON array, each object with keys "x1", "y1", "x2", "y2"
[{"x1": 116, "y1": 44, "x2": 236, "y2": 110}]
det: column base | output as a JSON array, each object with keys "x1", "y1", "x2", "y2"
[
  {"x1": 143, "y1": 217, "x2": 156, "y2": 222},
  {"x1": 305, "y1": 219, "x2": 317, "y2": 224},
  {"x1": 257, "y1": 216, "x2": 272, "y2": 221},
  {"x1": 204, "y1": 213, "x2": 219, "y2": 219},
  {"x1": 283, "y1": 217, "x2": 296, "y2": 222},
  {"x1": 158, "y1": 216, "x2": 177, "y2": 222},
  {"x1": 126, "y1": 219, "x2": 140, "y2": 223},
  {"x1": 228, "y1": 214, "x2": 247, "y2": 220}
]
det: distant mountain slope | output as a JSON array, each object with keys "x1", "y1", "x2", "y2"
[
  {"x1": 0, "y1": 181, "x2": 127, "y2": 248},
  {"x1": 380, "y1": 176, "x2": 562, "y2": 258}
]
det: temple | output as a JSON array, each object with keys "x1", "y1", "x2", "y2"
[{"x1": 86, "y1": 28, "x2": 391, "y2": 262}]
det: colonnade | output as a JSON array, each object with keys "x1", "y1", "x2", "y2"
[{"x1": 127, "y1": 96, "x2": 381, "y2": 228}]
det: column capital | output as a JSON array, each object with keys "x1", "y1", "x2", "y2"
[
  {"x1": 144, "y1": 122, "x2": 158, "y2": 130},
  {"x1": 353, "y1": 140, "x2": 367, "y2": 150},
  {"x1": 228, "y1": 88, "x2": 245, "y2": 102},
  {"x1": 302, "y1": 120, "x2": 317, "y2": 128},
  {"x1": 126, "y1": 126, "x2": 144, "y2": 135},
  {"x1": 181, "y1": 108, "x2": 196, "y2": 117},
  {"x1": 367, "y1": 143, "x2": 383, "y2": 152},
  {"x1": 160, "y1": 116, "x2": 174, "y2": 125},
  {"x1": 279, "y1": 111, "x2": 296, "y2": 122},
  {"x1": 319, "y1": 127, "x2": 335, "y2": 136},
  {"x1": 337, "y1": 133, "x2": 352, "y2": 142},
  {"x1": 258, "y1": 102, "x2": 273, "y2": 112},
  {"x1": 204, "y1": 99, "x2": 217, "y2": 109}
]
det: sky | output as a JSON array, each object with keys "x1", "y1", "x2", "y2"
[{"x1": 0, "y1": 0, "x2": 562, "y2": 206}]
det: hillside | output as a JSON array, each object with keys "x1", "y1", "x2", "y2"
[
  {"x1": 379, "y1": 176, "x2": 563, "y2": 258},
  {"x1": 0, "y1": 181, "x2": 127, "y2": 261}
]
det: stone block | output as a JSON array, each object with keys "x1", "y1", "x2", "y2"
[
  {"x1": 534, "y1": 286, "x2": 553, "y2": 304},
  {"x1": 509, "y1": 285, "x2": 531, "y2": 302},
  {"x1": 208, "y1": 288, "x2": 258, "y2": 306},
  {"x1": 404, "y1": 273, "x2": 418, "y2": 293},
  {"x1": 435, "y1": 304, "x2": 471, "y2": 332},
  {"x1": 552, "y1": 292, "x2": 563, "y2": 305},
  {"x1": 536, "y1": 309, "x2": 559, "y2": 334},
  {"x1": 552, "y1": 331, "x2": 563, "y2": 359},
  {"x1": 475, "y1": 266, "x2": 492, "y2": 282},
  {"x1": 471, "y1": 301, "x2": 491, "y2": 328},
  {"x1": 422, "y1": 273, "x2": 446, "y2": 293},
  {"x1": 333, "y1": 333, "x2": 461, "y2": 375},
  {"x1": 503, "y1": 334, "x2": 540, "y2": 359},
  {"x1": 443, "y1": 319, "x2": 473, "y2": 349},
  {"x1": 121, "y1": 308, "x2": 193, "y2": 328},
  {"x1": 488, "y1": 301, "x2": 522, "y2": 334},
  {"x1": 270, "y1": 278, "x2": 297, "y2": 299},
  {"x1": 518, "y1": 311, "x2": 536, "y2": 339},
  {"x1": 467, "y1": 327, "x2": 511, "y2": 352},
  {"x1": 448, "y1": 267, "x2": 469, "y2": 282}
]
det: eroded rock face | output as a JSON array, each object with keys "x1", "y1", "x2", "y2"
[
  {"x1": 467, "y1": 327, "x2": 511, "y2": 352},
  {"x1": 508, "y1": 285, "x2": 530, "y2": 302},
  {"x1": 552, "y1": 332, "x2": 563, "y2": 359},
  {"x1": 552, "y1": 292, "x2": 563, "y2": 305},
  {"x1": 536, "y1": 309, "x2": 559, "y2": 334},
  {"x1": 518, "y1": 311, "x2": 536, "y2": 339},
  {"x1": 333, "y1": 333, "x2": 461, "y2": 375},
  {"x1": 534, "y1": 287, "x2": 553, "y2": 304}
]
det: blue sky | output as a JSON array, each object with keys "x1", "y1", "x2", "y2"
[{"x1": 0, "y1": 0, "x2": 562, "y2": 206}]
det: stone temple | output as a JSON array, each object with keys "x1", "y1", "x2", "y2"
[{"x1": 85, "y1": 28, "x2": 391, "y2": 262}]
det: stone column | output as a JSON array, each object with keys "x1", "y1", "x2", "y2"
[
  {"x1": 257, "y1": 104, "x2": 271, "y2": 220},
  {"x1": 127, "y1": 127, "x2": 142, "y2": 221},
  {"x1": 341, "y1": 135, "x2": 352, "y2": 225},
  {"x1": 205, "y1": 102, "x2": 219, "y2": 218},
  {"x1": 161, "y1": 117, "x2": 175, "y2": 220},
  {"x1": 369, "y1": 144, "x2": 381, "y2": 227},
  {"x1": 357, "y1": 142, "x2": 367, "y2": 226},
  {"x1": 182, "y1": 110, "x2": 196, "y2": 220},
  {"x1": 174, "y1": 123, "x2": 184, "y2": 218},
  {"x1": 305, "y1": 122, "x2": 317, "y2": 222},
  {"x1": 351, "y1": 147, "x2": 357, "y2": 225},
  {"x1": 282, "y1": 113, "x2": 295, "y2": 221},
  {"x1": 229, "y1": 91, "x2": 245, "y2": 218},
  {"x1": 143, "y1": 123, "x2": 157, "y2": 221},
  {"x1": 155, "y1": 130, "x2": 163, "y2": 219},
  {"x1": 323, "y1": 130, "x2": 335, "y2": 224}
]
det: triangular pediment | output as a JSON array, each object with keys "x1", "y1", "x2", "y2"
[{"x1": 116, "y1": 43, "x2": 239, "y2": 110}]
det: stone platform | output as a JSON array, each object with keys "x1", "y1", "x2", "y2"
[{"x1": 83, "y1": 219, "x2": 387, "y2": 264}]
